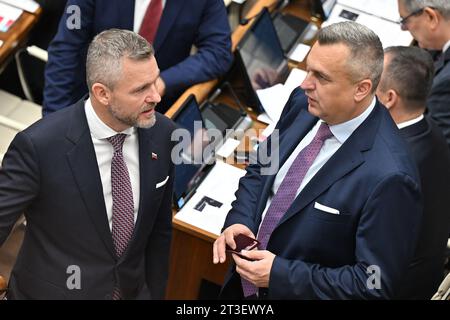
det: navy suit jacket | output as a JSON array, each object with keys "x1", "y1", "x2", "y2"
[
  {"x1": 220, "y1": 88, "x2": 423, "y2": 299},
  {"x1": 428, "y1": 48, "x2": 450, "y2": 149},
  {"x1": 0, "y1": 99, "x2": 176, "y2": 299},
  {"x1": 43, "y1": 0, "x2": 233, "y2": 115},
  {"x1": 396, "y1": 116, "x2": 450, "y2": 299}
]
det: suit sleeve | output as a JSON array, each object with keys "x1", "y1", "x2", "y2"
[
  {"x1": 159, "y1": 0, "x2": 233, "y2": 95},
  {"x1": 269, "y1": 173, "x2": 422, "y2": 299},
  {"x1": 427, "y1": 78, "x2": 450, "y2": 148},
  {"x1": 0, "y1": 132, "x2": 40, "y2": 245},
  {"x1": 43, "y1": 0, "x2": 95, "y2": 115}
]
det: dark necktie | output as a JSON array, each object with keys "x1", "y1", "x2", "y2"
[
  {"x1": 139, "y1": 0, "x2": 163, "y2": 44},
  {"x1": 241, "y1": 122, "x2": 333, "y2": 297},
  {"x1": 107, "y1": 134, "x2": 135, "y2": 300}
]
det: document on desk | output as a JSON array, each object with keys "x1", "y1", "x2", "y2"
[
  {"x1": 337, "y1": 0, "x2": 400, "y2": 22},
  {"x1": 323, "y1": 3, "x2": 413, "y2": 48},
  {"x1": 174, "y1": 161, "x2": 246, "y2": 236},
  {"x1": 0, "y1": 0, "x2": 39, "y2": 13},
  {"x1": 0, "y1": 2, "x2": 22, "y2": 32},
  {"x1": 256, "y1": 68, "x2": 307, "y2": 124}
]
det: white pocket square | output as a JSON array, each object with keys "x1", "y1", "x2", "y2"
[
  {"x1": 156, "y1": 176, "x2": 169, "y2": 189},
  {"x1": 314, "y1": 202, "x2": 340, "y2": 215}
]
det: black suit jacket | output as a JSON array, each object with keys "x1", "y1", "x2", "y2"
[
  {"x1": 428, "y1": 48, "x2": 450, "y2": 149},
  {"x1": 396, "y1": 116, "x2": 450, "y2": 299},
  {"x1": 221, "y1": 89, "x2": 422, "y2": 299},
  {"x1": 0, "y1": 98, "x2": 176, "y2": 299}
]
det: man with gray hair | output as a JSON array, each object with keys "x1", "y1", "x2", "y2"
[
  {"x1": 0, "y1": 29, "x2": 176, "y2": 299},
  {"x1": 377, "y1": 46, "x2": 450, "y2": 299},
  {"x1": 397, "y1": 0, "x2": 450, "y2": 149},
  {"x1": 214, "y1": 21, "x2": 422, "y2": 299}
]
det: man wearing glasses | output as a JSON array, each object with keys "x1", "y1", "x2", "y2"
[{"x1": 397, "y1": 0, "x2": 450, "y2": 150}]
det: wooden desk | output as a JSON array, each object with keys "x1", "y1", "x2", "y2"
[
  {"x1": 0, "y1": 7, "x2": 42, "y2": 73},
  {"x1": 165, "y1": 0, "x2": 313, "y2": 300}
]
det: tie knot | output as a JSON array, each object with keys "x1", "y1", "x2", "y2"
[
  {"x1": 315, "y1": 122, "x2": 333, "y2": 142},
  {"x1": 107, "y1": 134, "x2": 127, "y2": 153}
]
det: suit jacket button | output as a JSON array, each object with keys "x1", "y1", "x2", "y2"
[{"x1": 105, "y1": 294, "x2": 111, "y2": 300}]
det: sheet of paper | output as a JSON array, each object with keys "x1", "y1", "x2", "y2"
[
  {"x1": 323, "y1": 4, "x2": 413, "y2": 48},
  {"x1": 174, "y1": 161, "x2": 246, "y2": 236},
  {"x1": 0, "y1": 2, "x2": 22, "y2": 32},
  {"x1": 0, "y1": 0, "x2": 39, "y2": 13},
  {"x1": 288, "y1": 43, "x2": 311, "y2": 63},
  {"x1": 257, "y1": 84, "x2": 290, "y2": 123},
  {"x1": 216, "y1": 138, "x2": 241, "y2": 158},
  {"x1": 284, "y1": 68, "x2": 307, "y2": 93},
  {"x1": 256, "y1": 113, "x2": 272, "y2": 125},
  {"x1": 337, "y1": 0, "x2": 400, "y2": 22}
]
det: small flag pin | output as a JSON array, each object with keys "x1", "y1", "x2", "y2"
[{"x1": 151, "y1": 152, "x2": 158, "y2": 160}]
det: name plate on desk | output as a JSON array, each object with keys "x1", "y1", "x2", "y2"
[{"x1": 174, "y1": 161, "x2": 246, "y2": 236}]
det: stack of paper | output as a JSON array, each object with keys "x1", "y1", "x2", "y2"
[{"x1": 0, "y1": 2, "x2": 22, "y2": 32}]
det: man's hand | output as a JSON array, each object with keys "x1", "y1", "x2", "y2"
[
  {"x1": 213, "y1": 224, "x2": 254, "y2": 264},
  {"x1": 233, "y1": 250, "x2": 275, "y2": 288},
  {"x1": 156, "y1": 76, "x2": 166, "y2": 97}
]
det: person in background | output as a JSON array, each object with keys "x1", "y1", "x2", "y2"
[
  {"x1": 377, "y1": 45, "x2": 450, "y2": 299},
  {"x1": 43, "y1": 0, "x2": 233, "y2": 115},
  {"x1": 397, "y1": 0, "x2": 450, "y2": 149}
]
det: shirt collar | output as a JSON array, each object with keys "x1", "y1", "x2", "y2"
[
  {"x1": 397, "y1": 114, "x2": 424, "y2": 129},
  {"x1": 85, "y1": 98, "x2": 135, "y2": 139},
  {"x1": 443, "y1": 39, "x2": 450, "y2": 54},
  {"x1": 327, "y1": 97, "x2": 376, "y2": 144}
]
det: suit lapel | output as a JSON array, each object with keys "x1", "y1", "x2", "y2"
[
  {"x1": 126, "y1": 128, "x2": 159, "y2": 248},
  {"x1": 277, "y1": 103, "x2": 382, "y2": 227},
  {"x1": 153, "y1": 0, "x2": 184, "y2": 51},
  {"x1": 435, "y1": 49, "x2": 450, "y2": 75},
  {"x1": 255, "y1": 109, "x2": 317, "y2": 219},
  {"x1": 65, "y1": 101, "x2": 116, "y2": 258}
]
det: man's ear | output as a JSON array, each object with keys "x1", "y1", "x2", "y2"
[
  {"x1": 424, "y1": 7, "x2": 440, "y2": 30},
  {"x1": 354, "y1": 79, "x2": 372, "y2": 102},
  {"x1": 383, "y1": 89, "x2": 399, "y2": 109},
  {"x1": 91, "y1": 83, "x2": 111, "y2": 106}
]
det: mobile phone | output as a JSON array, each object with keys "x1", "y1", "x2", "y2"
[{"x1": 226, "y1": 234, "x2": 259, "y2": 260}]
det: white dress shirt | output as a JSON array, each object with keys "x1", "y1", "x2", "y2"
[
  {"x1": 85, "y1": 99, "x2": 140, "y2": 231},
  {"x1": 258, "y1": 98, "x2": 377, "y2": 227},
  {"x1": 443, "y1": 39, "x2": 450, "y2": 54},
  {"x1": 134, "y1": 0, "x2": 167, "y2": 33},
  {"x1": 397, "y1": 114, "x2": 424, "y2": 129}
]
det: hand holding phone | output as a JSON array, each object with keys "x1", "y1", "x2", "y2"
[{"x1": 226, "y1": 234, "x2": 259, "y2": 260}]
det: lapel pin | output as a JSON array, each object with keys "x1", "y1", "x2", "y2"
[{"x1": 151, "y1": 152, "x2": 158, "y2": 160}]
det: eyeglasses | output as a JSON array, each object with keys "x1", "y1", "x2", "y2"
[{"x1": 398, "y1": 8, "x2": 425, "y2": 26}]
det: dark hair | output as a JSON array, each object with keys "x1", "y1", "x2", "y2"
[{"x1": 380, "y1": 46, "x2": 434, "y2": 109}]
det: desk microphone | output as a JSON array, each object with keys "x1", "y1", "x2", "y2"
[{"x1": 239, "y1": 0, "x2": 284, "y2": 25}]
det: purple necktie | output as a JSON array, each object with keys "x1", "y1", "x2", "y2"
[
  {"x1": 107, "y1": 134, "x2": 135, "y2": 300},
  {"x1": 241, "y1": 122, "x2": 333, "y2": 297}
]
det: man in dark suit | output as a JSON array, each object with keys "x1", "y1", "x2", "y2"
[
  {"x1": 397, "y1": 0, "x2": 450, "y2": 149},
  {"x1": 213, "y1": 22, "x2": 423, "y2": 299},
  {"x1": 0, "y1": 29, "x2": 176, "y2": 299},
  {"x1": 43, "y1": 0, "x2": 233, "y2": 115},
  {"x1": 377, "y1": 46, "x2": 450, "y2": 299}
]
